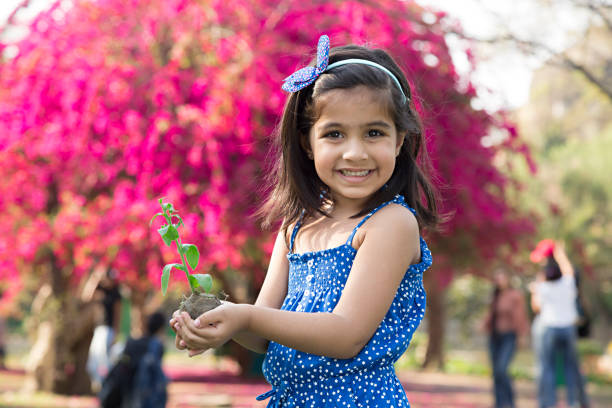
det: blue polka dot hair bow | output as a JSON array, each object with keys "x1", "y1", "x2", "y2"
[
  {"x1": 281, "y1": 34, "x2": 409, "y2": 103},
  {"x1": 282, "y1": 35, "x2": 330, "y2": 92}
]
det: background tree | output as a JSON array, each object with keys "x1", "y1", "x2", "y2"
[
  {"x1": 446, "y1": 0, "x2": 612, "y2": 102},
  {"x1": 511, "y1": 23, "x2": 612, "y2": 343},
  {"x1": 0, "y1": 0, "x2": 532, "y2": 391}
]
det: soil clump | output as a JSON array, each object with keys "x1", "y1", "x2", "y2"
[{"x1": 180, "y1": 292, "x2": 225, "y2": 319}]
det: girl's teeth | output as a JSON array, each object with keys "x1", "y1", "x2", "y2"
[{"x1": 341, "y1": 170, "x2": 370, "y2": 176}]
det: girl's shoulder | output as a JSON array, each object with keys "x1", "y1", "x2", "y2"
[
  {"x1": 282, "y1": 219, "x2": 298, "y2": 251},
  {"x1": 365, "y1": 200, "x2": 418, "y2": 232},
  {"x1": 351, "y1": 201, "x2": 420, "y2": 253},
  {"x1": 281, "y1": 211, "x2": 324, "y2": 250}
]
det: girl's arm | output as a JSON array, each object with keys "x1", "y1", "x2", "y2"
[
  {"x1": 171, "y1": 229, "x2": 289, "y2": 355},
  {"x1": 229, "y1": 230, "x2": 290, "y2": 353},
  {"x1": 175, "y1": 205, "x2": 420, "y2": 359}
]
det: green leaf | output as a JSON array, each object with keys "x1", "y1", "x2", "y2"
[
  {"x1": 166, "y1": 224, "x2": 179, "y2": 240},
  {"x1": 157, "y1": 224, "x2": 179, "y2": 246},
  {"x1": 188, "y1": 275, "x2": 199, "y2": 290},
  {"x1": 182, "y1": 244, "x2": 199, "y2": 270},
  {"x1": 161, "y1": 263, "x2": 177, "y2": 295},
  {"x1": 149, "y1": 212, "x2": 164, "y2": 226},
  {"x1": 163, "y1": 203, "x2": 175, "y2": 213},
  {"x1": 157, "y1": 225, "x2": 171, "y2": 246},
  {"x1": 161, "y1": 263, "x2": 188, "y2": 295},
  {"x1": 192, "y1": 274, "x2": 213, "y2": 292}
]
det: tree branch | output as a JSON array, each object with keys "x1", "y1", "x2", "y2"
[
  {"x1": 557, "y1": 53, "x2": 612, "y2": 101},
  {"x1": 586, "y1": 3, "x2": 612, "y2": 31},
  {"x1": 449, "y1": 29, "x2": 612, "y2": 104}
]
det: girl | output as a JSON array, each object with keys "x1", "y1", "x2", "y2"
[{"x1": 171, "y1": 34, "x2": 438, "y2": 407}]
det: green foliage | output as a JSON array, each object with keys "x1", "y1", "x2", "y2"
[
  {"x1": 577, "y1": 339, "x2": 605, "y2": 357},
  {"x1": 151, "y1": 198, "x2": 211, "y2": 295},
  {"x1": 394, "y1": 331, "x2": 427, "y2": 371},
  {"x1": 444, "y1": 357, "x2": 490, "y2": 377},
  {"x1": 512, "y1": 44, "x2": 612, "y2": 323},
  {"x1": 445, "y1": 275, "x2": 492, "y2": 345}
]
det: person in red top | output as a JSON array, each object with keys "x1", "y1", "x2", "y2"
[{"x1": 483, "y1": 268, "x2": 529, "y2": 408}]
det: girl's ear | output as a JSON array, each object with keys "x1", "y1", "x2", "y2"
[
  {"x1": 300, "y1": 133, "x2": 314, "y2": 160},
  {"x1": 395, "y1": 134, "x2": 405, "y2": 157}
]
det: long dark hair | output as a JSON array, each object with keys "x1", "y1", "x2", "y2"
[{"x1": 259, "y1": 43, "x2": 439, "y2": 238}]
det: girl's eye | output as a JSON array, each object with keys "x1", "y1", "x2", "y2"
[
  {"x1": 323, "y1": 131, "x2": 342, "y2": 139},
  {"x1": 368, "y1": 129, "x2": 385, "y2": 137}
]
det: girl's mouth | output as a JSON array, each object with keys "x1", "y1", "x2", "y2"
[{"x1": 338, "y1": 169, "x2": 372, "y2": 177}]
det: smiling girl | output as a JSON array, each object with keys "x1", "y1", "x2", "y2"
[{"x1": 171, "y1": 34, "x2": 439, "y2": 407}]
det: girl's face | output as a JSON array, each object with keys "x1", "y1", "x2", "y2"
[{"x1": 308, "y1": 86, "x2": 403, "y2": 213}]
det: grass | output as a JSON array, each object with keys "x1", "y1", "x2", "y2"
[{"x1": 395, "y1": 340, "x2": 612, "y2": 386}]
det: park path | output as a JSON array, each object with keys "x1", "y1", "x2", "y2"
[
  {"x1": 2, "y1": 365, "x2": 612, "y2": 407},
  {"x1": 164, "y1": 365, "x2": 612, "y2": 408}
]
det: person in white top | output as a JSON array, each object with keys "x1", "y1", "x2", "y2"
[{"x1": 531, "y1": 243, "x2": 589, "y2": 408}]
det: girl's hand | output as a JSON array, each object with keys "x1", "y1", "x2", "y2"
[
  {"x1": 169, "y1": 311, "x2": 187, "y2": 350},
  {"x1": 170, "y1": 310, "x2": 205, "y2": 356},
  {"x1": 174, "y1": 302, "x2": 250, "y2": 353}
]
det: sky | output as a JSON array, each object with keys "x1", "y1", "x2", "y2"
[
  {"x1": 415, "y1": 0, "x2": 594, "y2": 110},
  {"x1": 1, "y1": 0, "x2": 597, "y2": 110}
]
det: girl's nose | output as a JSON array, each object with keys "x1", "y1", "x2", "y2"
[{"x1": 342, "y1": 138, "x2": 368, "y2": 161}]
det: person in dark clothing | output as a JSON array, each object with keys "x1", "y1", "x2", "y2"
[{"x1": 99, "y1": 311, "x2": 168, "y2": 408}]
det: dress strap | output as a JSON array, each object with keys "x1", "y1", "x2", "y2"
[
  {"x1": 289, "y1": 210, "x2": 305, "y2": 253},
  {"x1": 345, "y1": 195, "x2": 405, "y2": 246}
]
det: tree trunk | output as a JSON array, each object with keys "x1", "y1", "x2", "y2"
[
  {"x1": 24, "y1": 259, "x2": 97, "y2": 395},
  {"x1": 422, "y1": 269, "x2": 446, "y2": 369}
]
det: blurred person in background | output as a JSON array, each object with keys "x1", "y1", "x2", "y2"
[
  {"x1": 0, "y1": 314, "x2": 6, "y2": 369},
  {"x1": 87, "y1": 267, "x2": 122, "y2": 392},
  {"x1": 530, "y1": 241, "x2": 590, "y2": 408},
  {"x1": 482, "y1": 268, "x2": 530, "y2": 408},
  {"x1": 530, "y1": 270, "x2": 546, "y2": 389},
  {"x1": 99, "y1": 311, "x2": 168, "y2": 408}
]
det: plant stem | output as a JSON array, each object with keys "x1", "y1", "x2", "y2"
[
  {"x1": 176, "y1": 236, "x2": 195, "y2": 293},
  {"x1": 160, "y1": 200, "x2": 195, "y2": 293}
]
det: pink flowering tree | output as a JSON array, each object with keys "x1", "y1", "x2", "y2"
[{"x1": 0, "y1": 0, "x2": 532, "y2": 391}]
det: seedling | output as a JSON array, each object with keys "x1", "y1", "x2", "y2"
[{"x1": 151, "y1": 198, "x2": 221, "y2": 318}]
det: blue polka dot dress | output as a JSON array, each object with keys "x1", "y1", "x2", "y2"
[{"x1": 257, "y1": 195, "x2": 432, "y2": 407}]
